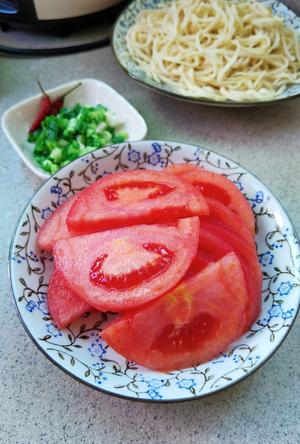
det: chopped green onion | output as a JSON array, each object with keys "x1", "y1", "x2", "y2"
[{"x1": 28, "y1": 102, "x2": 127, "y2": 175}]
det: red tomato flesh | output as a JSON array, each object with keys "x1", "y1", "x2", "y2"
[
  {"x1": 104, "y1": 181, "x2": 174, "y2": 201},
  {"x1": 153, "y1": 312, "x2": 220, "y2": 354},
  {"x1": 54, "y1": 217, "x2": 199, "y2": 312},
  {"x1": 194, "y1": 182, "x2": 230, "y2": 205},
  {"x1": 166, "y1": 164, "x2": 255, "y2": 234},
  {"x1": 203, "y1": 197, "x2": 255, "y2": 249},
  {"x1": 90, "y1": 243, "x2": 174, "y2": 290},
  {"x1": 48, "y1": 268, "x2": 91, "y2": 329},
  {"x1": 66, "y1": 169, "x2": 208, "y2": 235},
  {"x1": 189, "y1": 224, "x2": 262, "y2": 330},
  {"x1": 101, "y1": 253, "x2": 248, "y2": 371},
  {"x1": 37, "y1": 194, "x2": 77, "y2": 252}
]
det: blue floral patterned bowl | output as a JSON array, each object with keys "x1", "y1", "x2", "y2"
[
  {"x1": 9, "y1": 141, "x2": 300, "y2": 402},
  {"x1": 113, "y1": 0, "x2": 300, "y2": 107}
]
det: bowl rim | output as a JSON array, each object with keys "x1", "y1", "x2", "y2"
[
  {"x1": 112, "y1": 0, "x2": 300, "y2": 108},
  {"x1": 8, "y1": 139, "x2": 300, "y2": 402},
  {"x1": 1, "y1": 78, "x2": 148, "y2": 179}
]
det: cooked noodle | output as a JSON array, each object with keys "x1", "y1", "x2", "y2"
[{"x1": 126, "y1": 0, "x2": 300, "y2": 101}]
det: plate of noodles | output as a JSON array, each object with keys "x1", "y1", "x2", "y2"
[{"x1": 113, "y1": 0, "x2": 300, "y2": 106}]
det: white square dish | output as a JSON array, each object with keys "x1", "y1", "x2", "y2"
[{"x1": 2, "y1": 78, "x2": 148, "y2": 179}]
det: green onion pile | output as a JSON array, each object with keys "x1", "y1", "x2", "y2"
[{"x1": 28, "y1": 103, "x2": 127, "y2": 174}]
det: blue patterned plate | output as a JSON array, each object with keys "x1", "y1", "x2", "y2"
[
  {"x1": 113, "y1": 0, "x2": 300, "y2": 107},
  {"x1": 9, "y1": 141, "x2": 300, "y2": 402}
]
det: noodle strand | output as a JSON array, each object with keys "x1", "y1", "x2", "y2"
[{"x1": 126, "y1": 0, "x2": 300, "y2": 101}]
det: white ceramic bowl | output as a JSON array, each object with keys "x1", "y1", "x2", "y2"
[
  {"x1": 2, "y1": 78, "x2": 147, "y2": 179},
  {"x1": 9, "y1": 141, "x2": 300, "y2": 402}
]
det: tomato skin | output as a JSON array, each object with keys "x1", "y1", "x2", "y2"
[
  {"x1": 203, "y1": 198, "x2": 255, "y2": 250},
  {"x1": 189, "y1": 224, "x2": 262, "y2": 330},
  {"x1": 37, "y1": 194, "x2": 77, "y2": 252},
  {"x1": 66, "y1": 169, "x2": 208, "y2": 235},
  {"x1": 166, "y1": 164, "x2": 255, "y2": 234},
  {"x1": 165, "y1": 164, "x2": 200, "y2": 175},
  {"x1": 54, "y1": 218, "x2": 199, "y2": 312},
  {"x1": 48, "y1": 268, "x2": 91, "y2": 329},
  {"x1": 102, "y1": 253, "x2": 248, "y2": 371}
]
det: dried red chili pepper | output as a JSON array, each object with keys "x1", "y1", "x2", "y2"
[
  {"x1": 28, "y1": 81, "x2": 82, "y2": 134},
  {"x1": 50, "y1": 82, "x2": 82, "y2": 116},
  {"x1": 29, "y1": 79, "x2": 52, "y2": 134}
]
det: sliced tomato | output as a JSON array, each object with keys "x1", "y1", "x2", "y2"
[
  {"x1": 37, "y1": 194, "x2": 77, "y2": 252},
  {"x1": 166, "y1": 164, "x2": 255, "y2": 234},
  {"x1": 66, "y1": 169, "x2": 208, "y2": 235},
  {"x1": 189, "y1": 224, "x2": 262, "y2": 330},
  {"x1": 184, "y1": 250, "x2": 211, "y2": 278},
  {"x1": 101, "y1": 253, "x2": 248, "y2": 371},
  {"x1": 165, "y1": 164, "x2": 200, "y2": 176},
  {"x1": 203, "y1": 198, "x2": 255, "y2": 249},
  {"x1": 177, "y1": 217, "x2": 200, "y2": 245},
  {"x1": 200, "y1": 221, "x2": 260, "y2": 279},
  {"x1": 48, "y1": 268, "x2": 91, "y2": 329},
  {"x1": 54, "y1": 218, "x2": 199, "y2": 312}
]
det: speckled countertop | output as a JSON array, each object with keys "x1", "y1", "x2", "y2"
[{"x1": 0, "y1": 47, "x2": 299, "y2": 444}]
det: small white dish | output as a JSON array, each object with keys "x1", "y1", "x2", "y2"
[
  {"x1": 9, "y1": 140, "x2": 300, "y2": 402},
  {"x1": 2, "y1": 78, "x2": 148, "y2": 179}
]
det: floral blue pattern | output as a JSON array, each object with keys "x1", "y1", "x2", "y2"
[
  {"x1": 26, "y1": 300, "x2": 37, "y2": 312},
  {"x1": 254, "y1": 191, "x2": 264, "y2": 203},
  {"x1": 37, "y1": 296, "x2": 49, "y2": 316},
  {"x1": 282, "y1": 309, "x2": 294, "y2": 320},
  {"x1": 28, "y1": 251, "x2": 39, "y2": 263},
  {"x1": 266, "y1": 304, "x2": 295, "y2": 321},
  {"x1": 268, "y1": 304, "x2": 283, "y2": 318},
  {"x1": 12, "y1": 254, "x2": 25, "y2": 264},
  {"x1": 152, "y1": 142, "x2": 161, "y2": 153},
  {"x1": 177, "y1": 379, "x2": 196, "y2": 390},
  {"x1": 249, "y1": 191, "x2": 264, "y2": 208},
  {"x1": 128, "y1": 149, "x2": 141, "y2": 163},
  {"x1": 192, "y1": 147, "x2": 204, "y2": 161},
  {"x1": 41, "y1": 207, "x2": 53, "y2": 220},
  {"x1": 147, "y1": 389, "x2": 162, "y2": 400},
  {"x1": 259, "y1": 252, "x2": 274, "y2": 266},
  {"x1": 232, "y1": 354, "x2": 242, "y2": 364},
  {"x1": 257, "y1": 315, "x2": 271, "y2": 327},
  {"x1": 147, "y1": 379, "x2": 165, "y2": 389},
  {"x1": 56, "y1": 194, "x2": 68, "y2": 207},
  {"x1": 147, "y1": 153, "x2": 161, "y2": 166},
  {"x1": 46, "y1": 323, "x2": 62, "y2": 338},
  {"x1": 278, "y1": 282, "x2": 293, "y2": 296},
  {"x1": 233, "y1": 180, "x2": 244, "y2": 192},
  {"x1": 50, "y1": 185, "x2": 62, "y2": 195},
  {"x1": 88, "y1": 337, "x2": 107, "y2": 359}
]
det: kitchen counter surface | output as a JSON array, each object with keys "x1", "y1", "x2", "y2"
[{"x1": 0, "y1": 46, "x2": 299, "y2": 444}]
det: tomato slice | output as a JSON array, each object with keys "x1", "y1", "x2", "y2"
[
  {"x1": 37, "y1": 194, "x2": 77, "y2": 252},
  {"x1": 203, "y1": 197, "x2": 255, "y2": 250},
  {"x1": 101, "y1": 253, "x2": 248, "y2": 371},
  {"x1": 48, "y1": 268, "x2": 91, "y2": 329},
  {"x1": 54, "y1": 217, "x2": 199, "y2": 312},
  {"x1": 189, "y1": 224, "x2": 262, "y2": 330},
  {"x1": 166, "y1": 164, "x2": 255, "y2": 234},
  {"x1": 67, "y1": 169, "x2": 208, "y2": 235}
]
